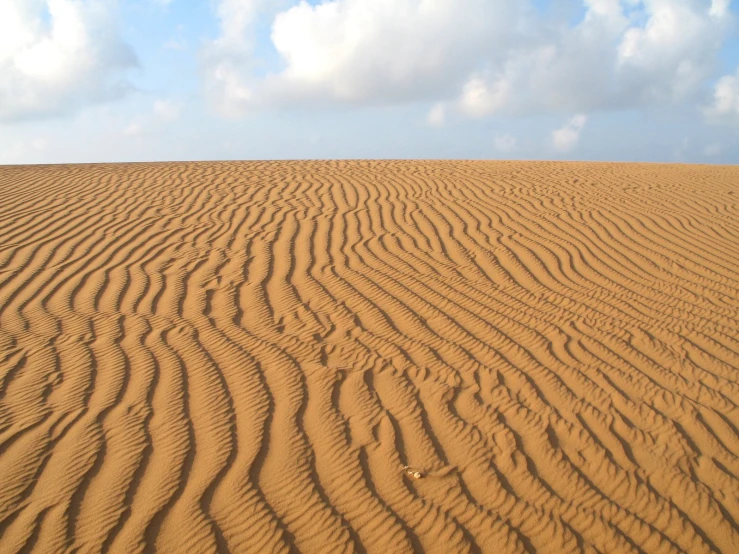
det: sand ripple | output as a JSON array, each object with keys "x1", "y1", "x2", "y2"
[{"x1": 0, "y1": 160, "x2": 738, "y2": 553}]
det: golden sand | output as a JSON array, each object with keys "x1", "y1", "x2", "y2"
[{"x1": 0, "y1": 160, "x2": 738, "y2": 553}]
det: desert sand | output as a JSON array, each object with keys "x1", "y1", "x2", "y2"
[{"x1": 0, "y1": 160, "x2": 738, "y2": 553}]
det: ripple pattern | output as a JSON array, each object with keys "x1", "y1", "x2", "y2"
[{"x1": 0, "y1": 160, "x2": 738, "y2": 553}]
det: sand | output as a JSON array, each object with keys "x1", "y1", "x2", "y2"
[{"x1": 0, "y1": 160, "x2": 737, "y2": 553}]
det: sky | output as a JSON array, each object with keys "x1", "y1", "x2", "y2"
[{"x1": 0, "y1": 0, "x2": 738, "y2": 164}]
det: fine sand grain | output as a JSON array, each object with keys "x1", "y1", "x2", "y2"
[{"x1": 0, "y1": 160, "x2": 738, "y2": 553}]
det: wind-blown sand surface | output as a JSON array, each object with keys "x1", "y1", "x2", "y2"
[{"x1": 0, "y1": 160, "x2": 738, "y2": 553}]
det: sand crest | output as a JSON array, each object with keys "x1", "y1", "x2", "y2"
[{"x1": 0, "y1": 160, "x2": 738, "y2": 553}]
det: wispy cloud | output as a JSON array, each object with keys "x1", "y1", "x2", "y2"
[{"x1": 552, "y1": 115, "x2": 587, "y2": 153}]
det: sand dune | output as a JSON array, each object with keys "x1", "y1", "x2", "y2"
[{"x1": 0, "y1": 160, "x2": 738, "y2": 553}]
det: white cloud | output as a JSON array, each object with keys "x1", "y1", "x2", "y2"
[
  {"x1": 552, "y1": 114, "x2": 588, "y2": 152},
  {"x1": 704, "y1": 68, "x2": 739, "y2": 125},
  {"x1": 426, "y1": 103, "x2": 446, "y2": 128},
  {"x1": 203, "y1": 0, "x2": 292, "y2": 117},
  {"x1": 267, "y1": 0, "x2": 517, "y2": 103},
  {"x1": 204, "y1": 0, "x2": 523, "y2": 114},
  {"x1": 203, "y1": 0, "x2": 733, "y2": 119},
  {"x1": 0, "y1": 0, "x2": 136, "y2": 122},
  {"x1": 710, "y1": 0, "x2": 730, "y2": 18},
  {"x1": 460, "y1": 0, "x2": 733, "y2": 117},
  {"x1": 458, "y1": 74, "x2": 512, "y2": 118},
  {"x1": 614, "y1": 0, "x2": 728, "y2": 102},
  {"x1": 493, "y1": 133, "x2": 517, "y2": 153}
]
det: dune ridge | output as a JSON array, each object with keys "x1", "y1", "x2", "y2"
[{"x1": 0, "y1": 160, "x2": 738, "y2": 553}]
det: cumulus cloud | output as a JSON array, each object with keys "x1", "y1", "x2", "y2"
[
  {"x1": 203, "y1": 0, "x2": 292, "y2": 116},
  {"x1": 203, "y1": 0, "x2": 733, "y2": 119},
  {"x1": 454, "y1": 0, "x2": 733, "y2": 117},
  {"x1": 204, "y1": 0, "x2": 523, "y2": 115},
  {"x1": 552, "y1": 115, "x2": 588, "y2": 152},
  {"x1": 267, "y1": 0, "x2": 519, "y2": 103},
  {"x1": 0, "y1": 0, "x2": 136, "y2": 122},
  {"x1": 458, "y1": 74, "x2": 512, "y2": 118},
  {"x1": 704, "y1": 68, "x2": 739, "y2": 125},
  {"x1": 614, "y1": 0, "x2": 729, "y2": 101}
]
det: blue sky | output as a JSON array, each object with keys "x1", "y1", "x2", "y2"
[{"x1": 0, "y1": 0, "x2": 738, "y2": 164}]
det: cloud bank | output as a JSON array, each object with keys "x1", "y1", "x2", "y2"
[{"x1": 203, "y1": 0, "x2": 734, "y2": 120}]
